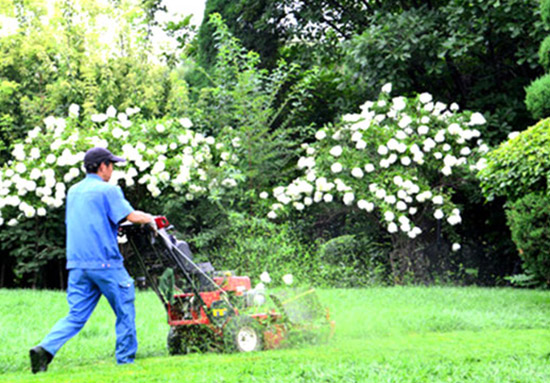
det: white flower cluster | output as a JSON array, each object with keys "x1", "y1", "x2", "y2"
[
  {"x1": 266, "y1": 86, "x2": 487, "y2": 248},
  {"x1": 0, "y1": 105, "x2": 243, "y2": 226},
  {"x1": 258, "y1": 271, "x2": 293, "y2": 287}
]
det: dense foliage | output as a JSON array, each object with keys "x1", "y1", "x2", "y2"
[
  {"x1": 199, "y1": 0, "x2": 546, "y2": 143},
  {"x1": 0, "y1": 0, "x2": 547, "y2": 288},
  {"x1": 341, "y1": 0, "x2": 544, "y2": 144},
  {"x1": 479, "y1": 119, "x2": 550, "y2": 286},
  {"x1": 194, "y1": 0, "x2": 545, "y2": 288},
  {"x1": 479, "y1": 119, "x2": 550, "y2": 202},
  {"x1": 506, "y1": 193, "x2": 550, "y2": 286},
  {"x1": 525, "y1": 75, "x2": 550, "y2": 120},
  {"x1": 0, "y1": 8, "x2": 324, "y2": 287},
  {"x1": 525, "y1": 0, "x2": 550, "y2": 120},
  {"x1": 0, "y1": 0, "x2": 175, "y2": 162}
]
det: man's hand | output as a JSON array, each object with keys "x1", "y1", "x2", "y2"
[
  {"x1": 146, "y1": 218, "x2": 158, "y2": 235},
  {"x1": 127, "y1": 211, "x2": 157, "y2": 234},
  {"x1": 126, "y1": 211, "x2": 158, "y2": 235}
]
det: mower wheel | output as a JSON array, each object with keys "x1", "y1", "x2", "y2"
[
  {"x1": 167, "y1": 326, "x2": 213, "y2": 355},
  {"x1": 167, "y1": 327, "x2": 184, "y2": 355},
  {"x1": 223, "y1": 315, "x2": 263, "y2": 353}
]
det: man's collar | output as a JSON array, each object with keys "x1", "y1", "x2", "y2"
[{"x1": 86, "y1": 173, "x2": 103, "y2": 181}]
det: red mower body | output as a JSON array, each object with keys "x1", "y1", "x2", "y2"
[{"x1": 165, "y1": 274, "x2": 287, "y2": 350}]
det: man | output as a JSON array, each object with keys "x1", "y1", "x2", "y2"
[{"x1": 29, "y1": 147, "x2": 156, "y2": 373}]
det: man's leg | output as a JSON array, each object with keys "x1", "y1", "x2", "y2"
[
  {"x1": 34, "y1": 269, "x2": 101, "y2": 369},
  {"x1": 90, "y1": 268, "x2": 137, "y2": 364}
]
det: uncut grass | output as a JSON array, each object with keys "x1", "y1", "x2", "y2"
[{"x1": 1, "y1": 287, "x2": 549, "y2": 382}]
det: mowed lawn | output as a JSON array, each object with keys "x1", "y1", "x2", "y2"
[{"x1": 0, "y1": 286, "x2": 549, "y2": 382}]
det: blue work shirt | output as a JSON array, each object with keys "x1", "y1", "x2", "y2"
[{"x1": 66, "y1": 174, "x2": 134, "y2": 269}]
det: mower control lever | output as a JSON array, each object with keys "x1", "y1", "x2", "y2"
[{"x1": 154, "y1": 216, "x2": 170, "y2": 229}]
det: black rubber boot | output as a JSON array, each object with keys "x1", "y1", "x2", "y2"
[{"x1": 29, "y1": 346, "x2": 53, "y2": 374}]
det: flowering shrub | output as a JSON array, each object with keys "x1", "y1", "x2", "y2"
[
  {"x1": 265, "y1": 85, "x2": 488, "y2": 248},
  {"x1": 0, "y1": 105, "x2": 244, "y2": 226}
]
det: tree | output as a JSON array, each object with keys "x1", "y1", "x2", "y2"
[
  {"x1": 196, "y1": 0, "x2": 284, "y2": 70},
  {"x1": 194, "y1": 1, "x2": 536, "y2": 284},
  {"x1": 0, "y1": 13, "x2": 325, "y2": 288},
  {"x1": 525, "y1": 0, "x2": 550, "y2": 120},
  {"x1": 0, "y1": 0, "x2": 172, "y2": 161},
  {"x1": 340, "y1": 1, "x2": 545, "y2": 144},
  {"x1": 194, "y1": 0, "x2": 357, "y2": 129},
  {"x1": 0, "y1": 0, "x2": 176, "y2": 287},
  {"x1": 199, "y1": 0, "x2": 547, "y2": 143}
]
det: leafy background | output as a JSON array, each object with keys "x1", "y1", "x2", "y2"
[{"x1": 0, "y1": 0, "x2": 549, "y2": 289}]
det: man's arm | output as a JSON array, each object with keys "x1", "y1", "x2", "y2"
[{"x1": 126, "y1": 210, "x2": 155, "y2": 225}]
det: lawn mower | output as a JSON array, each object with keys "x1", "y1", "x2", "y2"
[{"x1": 119, "y1": 216, "x2": 334, "y2": 354}]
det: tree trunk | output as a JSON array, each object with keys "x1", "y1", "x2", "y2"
[
  {"x1": 0, "y1": 260, "x2": 4, "y2": 288},
  {"x1": 390, "y1": 235, "x2": 432, "y2": 284},
  {"x1": 32, "y1": 272, "x2": 37, "y2": 290}
]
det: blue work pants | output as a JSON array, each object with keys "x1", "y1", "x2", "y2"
[{"x1": 39, "y1": 267, "x2": 137, "y2": 364}]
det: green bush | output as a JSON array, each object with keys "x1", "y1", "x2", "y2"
[
  {"x1": 190, "y1": 211, "x2": 315, "y2": 286},
  {"x1": 0, "y1": 210, "x2": 65, "y2": 288},
  {"x1": 478, "y1": 117, "x2": 550, "y2": 287},
  {"x1": 542, "y1": 0, "x2": 550, "y2": 28},
  {"x1": 525, "y1": 0, "x2": 550, "y2": 120},
  {"x1": 479, "y1": 118, "x2": 550, "y2": 202},
  {"x1": 539, "y1": 36, "x2": 550, "y2": 72},
  {"x1": 315, "y1": 235, "x2": 390, "y2": 288},
  {"x1": 506, "y1": 193, "x2": 550, "y2": 286},
  {"x1": 525, "y1": 73, "x2": 550, "y2": 120},
  {"x1": 189, "y1": 211, "x2": 391, "y2": 288}
]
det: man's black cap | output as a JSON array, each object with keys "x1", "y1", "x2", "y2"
[{"x1": 84, "y1": 147, "x2": 125, "y2": 167}]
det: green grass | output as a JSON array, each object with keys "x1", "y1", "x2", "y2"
[{"x1": 1, "y1": 286, "x2": 550, "y2": 382}]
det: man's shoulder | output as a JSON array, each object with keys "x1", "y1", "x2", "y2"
[
  {"x1": 94, "y1": 181, "x2": 125, "y2": 200},
  {"x1": 70, "y1": 176, "x2": 119, "y2": 194},
  {"x1": 68, "y1": 179, "x2": 85, "y2": 192}
]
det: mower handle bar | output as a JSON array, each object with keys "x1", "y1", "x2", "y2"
[
  {"x1": 121, "y1": 219, "x2": 232, "y2": 303},
  {"x1": 155, "y1": 228, "x2": 230, "y2": 298}
]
